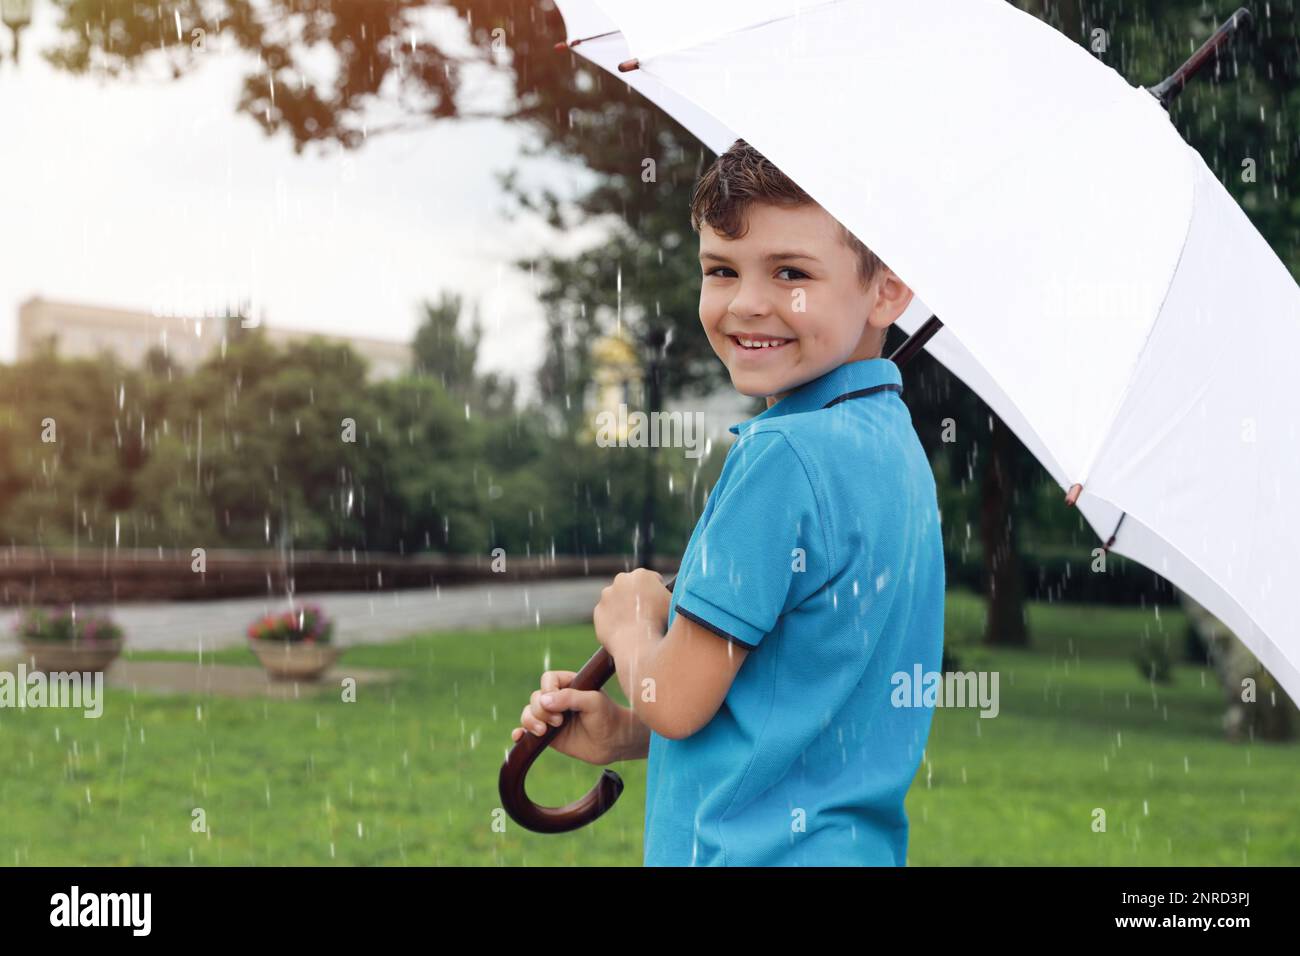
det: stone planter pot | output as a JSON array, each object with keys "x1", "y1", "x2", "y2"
[
  {"x1": 250, "y1": 640, "x2": 341, "y2": 681},
  {"x1": 21, "y1": 637, "x2": 124, "y2": 673}
]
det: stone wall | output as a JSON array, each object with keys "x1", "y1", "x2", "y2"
[{"x1": 0, "y1": 548, "x2": 679, "y2": 605}]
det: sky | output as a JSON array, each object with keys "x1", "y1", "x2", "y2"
[{"x1": 0, "y1": 2, "x2": 609, "y2": 403}]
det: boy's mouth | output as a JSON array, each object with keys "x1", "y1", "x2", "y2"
[{"x1": 728, "y1": 332, "x2": 796, "y2": 354}]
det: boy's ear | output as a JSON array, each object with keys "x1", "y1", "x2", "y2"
[{"x1": 870, "y1": 270, "x2": 914, "y2": 330}]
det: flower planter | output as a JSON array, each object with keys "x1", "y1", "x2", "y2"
[
  {"x1": 21, "y1": 637, "x2": 124, "y2": 673},
  {"x1": 250, "y1": 640, "x2": 342, "y2": 682}
]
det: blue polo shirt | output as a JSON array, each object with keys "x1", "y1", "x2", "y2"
[{"x1": 643, "y1": 357, "x2": 945, "y2": 866}]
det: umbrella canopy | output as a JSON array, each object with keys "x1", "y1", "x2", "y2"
[{"x1": 551, "y1": 0, "x2": 1300, "y2": 702}]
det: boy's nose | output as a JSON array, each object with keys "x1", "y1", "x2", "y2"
[{"x1": 726, "y1": 294, "x2": 778, "y2": 320}]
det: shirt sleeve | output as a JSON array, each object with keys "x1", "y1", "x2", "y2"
[{"x1": 673, "y1": 429, "x2": 831, "y2": 649}]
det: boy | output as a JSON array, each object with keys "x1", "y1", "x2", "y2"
[{"x1": 511, "y1": 139, "x2": 945, "y2": 866}]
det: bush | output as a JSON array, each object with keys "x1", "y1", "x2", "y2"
[{"x1": 1133, "y1": 640, "x2": 1173, "y2": 684}]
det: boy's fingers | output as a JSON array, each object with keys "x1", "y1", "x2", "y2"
[
  {"x1": 528, "y1": 690, "x2": 547, "y2": 723},
  {"x1": 538, "y1": 688, "x2": 566, "y2": 712},
  {"x1": 544, "y1": 688, "x2": 595, "y2": 714},
  {"x1": 521, "y1": 702, "x2": 548, "y2": 734},
  {"x1": 528, "y1": 691, "x2": 565, "y2": 730},
  {"x1": 525, "y1": 681, "x2": 595, "y2": 735},
  {"x1": 541, "y1": 670, "x2": 577, "y2": 694}
]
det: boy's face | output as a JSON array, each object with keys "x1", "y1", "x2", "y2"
[{"x1": 698, "y1": 201, "x2": 913, "y2": 404}]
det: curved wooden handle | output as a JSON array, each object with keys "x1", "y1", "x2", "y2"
[{"x1": 498, "y1": 572, "x2": 677, "y2": 833}]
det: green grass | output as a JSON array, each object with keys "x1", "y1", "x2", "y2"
[
  {"x1": 0, "y1": 588, "x2": 1295, "y2": 865},
  {"x1": 909, "y1": 590, "x2": 1300, "y2": 865}
]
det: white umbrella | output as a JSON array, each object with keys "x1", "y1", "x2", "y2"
[{"x1": 549, "y1": 0, "x2": 1300, "y2": 703}]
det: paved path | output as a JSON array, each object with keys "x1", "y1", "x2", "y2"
[
  {"x1": 0, "y1": 578, "x2": 606, "y2": 654},
  {"x1": 101, "y1": 660, "x2": 402, "y2": 699}
]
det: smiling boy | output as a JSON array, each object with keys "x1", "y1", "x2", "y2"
[{"x1": 521, "y1": 138, "x2": 946, "y2": 866}]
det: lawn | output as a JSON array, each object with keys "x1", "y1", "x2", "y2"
[{"x1": 0, "y1": 587, "x2": 1295, "y2": 865}]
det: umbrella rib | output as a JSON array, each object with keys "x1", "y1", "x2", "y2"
[
  {"x1": 1075, "y1": 14, "x2": 1252, "y2": 497},
  {"x1": 1074, "y1": 144, "x2": 1200, "y2": 494},
  {"x1": 556, "y1": 29, "x2": 621, "y2": 50},
  {"x1": 1103, "y1": 513, "x2": 1125, "y2": 552},
  {"x1": 1083, "y1": 173, "x2": 1195, "y2": 557}
]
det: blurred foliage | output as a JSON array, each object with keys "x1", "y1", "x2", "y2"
[{"x1": 0, "y1": 319, "x2": 724, "y2": 560}]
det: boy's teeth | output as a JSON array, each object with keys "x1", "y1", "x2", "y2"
[{"x1": 738, "y1": 337, "x2": 788, "y2": 348}]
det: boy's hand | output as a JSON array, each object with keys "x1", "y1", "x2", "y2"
[
  {"x1": 593, "y1": 568, "x2": 672, "y2": 657},
  {"x1": 510, "y1": 669, "x2": 633, "y2": 766}
]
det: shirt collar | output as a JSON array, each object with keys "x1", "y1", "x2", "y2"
[{"x1": 728, "y1": 357, "x2": 904, "y2": 436}]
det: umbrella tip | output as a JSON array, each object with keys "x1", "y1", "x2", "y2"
[
  {"x1": 618, "y1": 57, "x2": 639, "y2": 72},
  {"x1": 554, "y1": 39, "x2": 571, "y2": 51},
  {"x1": 1064, "y1": 483, "x2": 1083, "y2": 507}
]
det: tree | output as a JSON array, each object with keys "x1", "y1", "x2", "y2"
[
  {"x1": 142, "y1": 344, "x2": 180, "y2": 379},
  {"x1": 411, "y1": 292, "x2": 482, "y2": 399},
  {"x1": 410, "y1": 292, "x2": 518, "y2": 414},
  {"x1": 41, "y1": 0, "x2": 528, "y2": 154}
]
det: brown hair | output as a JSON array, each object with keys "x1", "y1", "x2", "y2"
[{"x1": 689, "y1": 138, "x2": 887, "y2": 291}]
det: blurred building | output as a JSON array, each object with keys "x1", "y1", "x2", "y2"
[
  {"x1": 587, "y1": 325, "x2": 755, "y2": 447},
  {"x1": 589, "y1": 327, "x2": 642, "y2": 436},
  {"x1": 15, "y1": 296, "x2": 412, "y2": 381}
]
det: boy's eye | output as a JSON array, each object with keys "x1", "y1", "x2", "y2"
[{"x1": 703, "y1": 266, "x2": 808, "y2": 280}]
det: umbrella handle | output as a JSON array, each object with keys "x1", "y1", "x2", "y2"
[{"x1": 498, "y1": 572, "x2": 679, "y2": 833}]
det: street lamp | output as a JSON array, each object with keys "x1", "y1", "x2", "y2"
[{"x1": 1, "y1": 0, "x2": 33, "y2": 65}]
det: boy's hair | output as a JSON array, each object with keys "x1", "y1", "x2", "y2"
[{"x1": 689, "y1": 138, "x2": 887, "y2": 292}]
